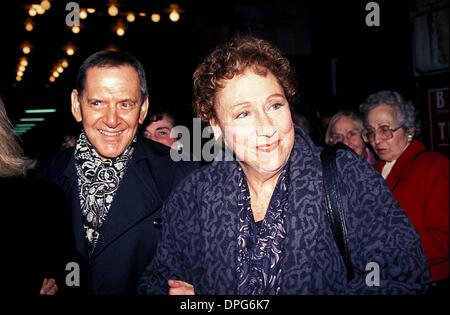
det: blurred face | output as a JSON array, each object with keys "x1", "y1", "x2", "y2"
[
  {"x1": 366, "y1": 104, "x2": 411, "y2": 162},
  {"x1": 211, "y1": 69, "x2": 295, "y2": 175},
  {"x1": 71, "y1": 65, "x2": 148, "y2": 161},
  {"x1": 330, "y1": 116, "x2": 365, "y2": 157},
  {"x1": 143, "y1": 114, "x2": 175, "y2": 147}
]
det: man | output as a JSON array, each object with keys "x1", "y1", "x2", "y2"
[
  {"x1": 143, "y1": 111, "x2": 176, "y2": 148},
  {"x1": 37, "y1": 50, "x2": 197, "y2": 294}
]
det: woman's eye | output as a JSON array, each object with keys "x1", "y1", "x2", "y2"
[
  {"x1": 235, "y1": 111, "x2": 249, "y2": 119},
  {"x1": 270, "y1": 102, "x2": 283, "y2": 110}
]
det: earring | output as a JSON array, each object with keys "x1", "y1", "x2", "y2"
[{"x1": 408, "y1": 134, "x2": 413, "y2": 141}]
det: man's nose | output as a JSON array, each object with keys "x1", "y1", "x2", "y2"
[{"x1": 105, "y1": 105, "x2": 119, "y2": 127}]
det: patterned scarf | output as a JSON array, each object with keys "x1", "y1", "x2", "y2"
[
  {"x1": 237, "y1": 162, "x2": 289, "y2": 295},
  {"x1": 74, "y1": 130, "x2": 136, "y2": 256}
]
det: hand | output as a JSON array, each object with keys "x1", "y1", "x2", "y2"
[
  {"x1": 39, "y1": 278, "x2": 58, "y2": 295},
  {"x1": 168, "y1": 279, "x2": 195, "y2": 295}
]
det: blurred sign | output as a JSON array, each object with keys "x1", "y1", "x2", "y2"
[{"x1": 427, "y1": 87, "x2": 449, "y2": 156}]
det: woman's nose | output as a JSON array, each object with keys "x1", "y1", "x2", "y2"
[
  {"x1": 343, "y1": 137, "x2": 351, "y2": 147},
  {"x1": 256, "y1": 113, "x2": 276, "y2": 137}
]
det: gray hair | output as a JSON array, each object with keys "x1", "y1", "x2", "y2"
[
  {"x1": 325, "y1": 110, "x2": 364, "y2": 145},
  {"x1": 359, "y1": 90, "x2": 421, "y2": 137}
]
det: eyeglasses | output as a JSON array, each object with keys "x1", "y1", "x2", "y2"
[
  {"x1": 330, "y1": 128, "x2": 361, "y2": 144},
  {"x1": 362, "y1": 125, "x2": 403, "y2": 142}
]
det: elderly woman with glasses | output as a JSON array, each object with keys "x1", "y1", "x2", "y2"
[
  {"x1": 138, "y1": 37, "x2": 432, "y2": 295},
  {"x1": 360, "y1": 90, "x2": 449, "y2": 289},
  {"x1": 325, "y1": 110, "x2": 377, "y2": 165}
]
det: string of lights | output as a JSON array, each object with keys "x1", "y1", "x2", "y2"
[{"x1": 15, "y1": 1, "x2": 184, "y2": 135}]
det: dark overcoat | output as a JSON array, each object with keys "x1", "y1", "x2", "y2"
[{"x1": 37, "y1": 135, "x2": 198, "y2": 294}]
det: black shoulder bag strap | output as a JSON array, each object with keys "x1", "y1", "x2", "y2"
[{"x1": 320, "y1": 142, "x2": 355, "y2": 282}]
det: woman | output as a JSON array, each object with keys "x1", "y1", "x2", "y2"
[
  {"x1": 325, "y1": 110, "x2": 377, "y2": 165},
  {"x1": 0, "y1": 97, "x2": 79, "y2": 295},
  {"x1": 138, "y1": 36, "x2": 431, "y2": 294},
  {"x1": 360, "y1": 90, "x2": 449, "y2": 290}
]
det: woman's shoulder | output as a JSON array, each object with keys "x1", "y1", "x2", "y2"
[
  {"x1": 171, "y1": 158, "x2": 238, "y2": 196},
  {"x1": 407, "y1": 141, "x2": 448, "y2": 172}
]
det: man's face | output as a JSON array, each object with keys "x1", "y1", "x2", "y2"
[
  {"x1": 143, "y1": 114, "x2": 176, "y2": 147},
  {"x1": 71, "y1": 65, "x2": 148, "y2": 160}
]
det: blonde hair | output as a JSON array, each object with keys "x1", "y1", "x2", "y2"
[{"x1": 0, "y1": 98, "x2": 35, "y2": 177}]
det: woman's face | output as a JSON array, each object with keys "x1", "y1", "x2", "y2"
[
  {"x1": 366, "y1": 104, "x2": 411, "y2": 162},
  {"x1": 330, "y1": 116, "x2": 365, "y2": 157},
  {"x1": 211, "y1": 69, "x2": 295, "y2": 175}
]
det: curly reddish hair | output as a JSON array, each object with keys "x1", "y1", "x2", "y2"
[{"x1": 193, "y1": 35, "x2": 299, "y2": 123}]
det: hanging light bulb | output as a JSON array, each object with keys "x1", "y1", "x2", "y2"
[
  {"x1": 80, "y1": 9, "x2": 88, "y2": 19},
  {"x1": 25, "y1": 21, "x2": 34, "y2": 32},
  {"x1": 28, "y1": 7, "x2": 37, "y2": 16},
  {"x1": 61, "y1": 59, "x2": 69, "y2": 68},
  {"x1": 116, "y1": 26, "x2": 125, "y2": 36},
  {"x1": 169, "y1": 9, "x2": 180, "y2": 22},
  {"x1": 20, "y1": 59, "x2": 28, "y2": 67},
  {"x1": 49, "y1": 76, "x2": 55, "y2": 82},
  {"x1": 40, "y1": 0, "x2": 51, "y2": 11},
  {"x1": 57, "y1": 66, "x2": 64, "y2": 73},
  {"x1": 66, "y1": 47, "x2": 75, "y2": 56},
  {"x1": 151, "y1": 13, "x2": 161, "y2": 23},
  {"x1": 33, "y1": 4, "x2": 45, "y2": 15},
  {"x1": 108, "y1": 4, "x2": 119, "y2": 16},
  {"x1": 72, "y1": 25, "x2": 80, "y2": 34},
  {"x1": 126, "y1": 13, "x2": 135, "y2": 23},
  {"x1": 22, "y1": 45, "x2": 31, "y2": 54},
  {"x1": 87, "y1": 8, "x2": 96, "y2": 14}
]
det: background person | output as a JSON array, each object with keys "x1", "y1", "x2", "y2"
[
  {"x1": 36, "y1": 50, "x2": 198, "y2": 295},
  {"x1": 138, "y1": 36, "x2": 431, "y2": 295},
  {"x1": 143, "y1": 111, "x2": 177, "y2": 148},
  {"x1": 325, "y1": 110, "x2": 378, "y2": 164},
  {"x1": 360, "y1": 90, "x2": 449, "y2": 293},
  {"x1": 1, "y1": 97, "x2": 79, "y2": 295}
]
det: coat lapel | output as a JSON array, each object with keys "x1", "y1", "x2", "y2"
[
  {"x1": 385, "y1": 141, "x2": 426, "y2": 190},
  {"x1": 280, "y1": 126, "x2": 325, "y2": 293},
  {"x1": 89, "y1": 141, "x2": 163, "y2": 262},
  {"x1": 61, "y1": 154, "x2": 89, "y2": 261}
]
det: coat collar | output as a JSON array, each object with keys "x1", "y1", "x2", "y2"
[{"x1": 377, "y1": 140, "x2": 428, "y2": 189}]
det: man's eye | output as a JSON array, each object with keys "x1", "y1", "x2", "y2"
[
  {"x1": 121, "y1": 103, "x2": 130, "y2": 108},
  {"x1": 91, "y1": 101, "x2": 101, "y2": 106}
]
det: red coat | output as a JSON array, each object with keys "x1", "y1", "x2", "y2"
[{"x1": 375, "y1": 140, "x2": 449, "y2": 281}]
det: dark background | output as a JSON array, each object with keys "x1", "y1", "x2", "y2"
[{"x1": 0, "y1": 0, "x2": 445, "y2": 159}]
